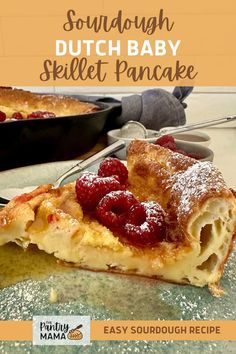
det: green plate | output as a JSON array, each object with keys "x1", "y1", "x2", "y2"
[{"x1": 0, "y1": 161, "x2": 235, "y2": 354}]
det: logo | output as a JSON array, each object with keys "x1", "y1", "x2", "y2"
[
  {"x1": 33, "y1": 316, "x2": 90, "y2": 346},
  {"x1": 67, "y1": 324, "x2": 83, "y2": 340}
]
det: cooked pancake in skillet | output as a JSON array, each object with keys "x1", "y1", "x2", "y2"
[{"x1": 0, "y1": 87, "x2": 99, "y2": 119}]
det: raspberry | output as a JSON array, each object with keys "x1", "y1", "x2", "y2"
[
  {"x1": 75, "y1": 172, "x2": 122, "y2": 211},
  {"x1": 175, "y1": 149, "x2": 187, "y2": 156},
  {"x1": 162, "y1": 141, "x2": 177, "y2": 151},
  {"x1": 0, "y1": 111, "x2": 6, "y2": 122},
  {"x1": 124, "y1": 201, "x2": 166, "y2": 246},
  {"x1": 12, "y1": 112, "x2": 23, "y2": 120},
  {"x1": 155, "y1": 135, "x2": 178, "y2": 152},
  {"x1": 98, "y1": 157, "x2": 128, "y2": 185},
  {"x1": 96, "y1": 190, "x2": 138, "y2": 229},
  {"x1": 125, "y1": 203, "x2": 146, "y2": 225},
  {"x1": 27, "y1": 111, "x2": 56, "y2": 119},
  {"x1": 187, "y1": 152, "x2": 202, "y2": 160},
  {"x1": 155, "y1": 135, "x2": 175, "y2": 146}
]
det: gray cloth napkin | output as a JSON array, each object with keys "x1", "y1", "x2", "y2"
[
  {"x1": 116, "y1": 88, "x2": 189, "y2": 130},
  {"x1": 73, "y1": 86, "x2": 193, "y2": 131}
]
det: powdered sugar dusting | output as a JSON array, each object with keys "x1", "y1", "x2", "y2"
[
  {"x1": 144, "y1": 201, "x2": 165, "y2": 227},
  {"x1": 171, "y1": 161, "x2": 227, "y2": 215},
  {"x1": 124, "y1": 201, "x2": 166, "y2": 245}
]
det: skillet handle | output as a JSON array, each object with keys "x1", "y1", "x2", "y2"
[
  {"x1": 97, "y1": 100, "x2": 122, "y2": 131},
  {"x1": 96, "y1": 99, "x2": 122, "y2": 112}
]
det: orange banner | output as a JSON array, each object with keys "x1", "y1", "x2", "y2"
[
  {"x1": 91, "y1": 320, "x2": 236, "y2": 341},
  {"x1": 1, "y1": 320, "x2": 236, "y2": 341},
  {"x1": 0, "y1": 0, "x2": 236, "y2": 85},
  {"x1": 0, "y1": 321, "x2": 32, "y2": 341}
]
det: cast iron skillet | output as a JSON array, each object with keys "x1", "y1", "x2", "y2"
[{"x1": 0, "y1": 100, "x2": 121, "y2": 171}]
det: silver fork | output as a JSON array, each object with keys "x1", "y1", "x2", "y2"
[
  {"x1": 153, "y1": 115, "x2": 236, "y2": 137},
  {"x1": 121, "y1": 115, "x2": 236, "y2": 139},
  {"x1": 0, "y1": 139, "x2": 125, "y2": 206}
]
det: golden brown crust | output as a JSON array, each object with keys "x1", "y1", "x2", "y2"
[
  {"x1": 127, "y1": 140, "x2": 235, "y2": 243},
  {"x1": 0, "y1": 87, "x2": 99, "y2": 118},
  {"x1": 13, "y1": 184, "x2": 53, "y2": 203},
  {"x1": 0, "y1": 184, "x2": 53, "y2": 228},
  {"x1": 127, "y1": 140, "x2": 196, "y2": 209}
]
